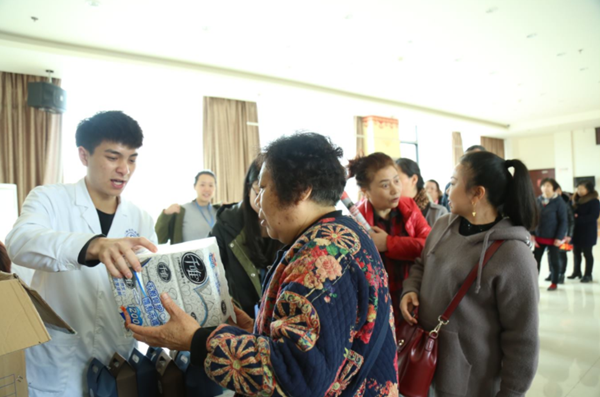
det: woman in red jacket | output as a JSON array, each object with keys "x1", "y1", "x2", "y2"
[{"x1": 348, "y1": 152, "x2": 431, "y2": 332}]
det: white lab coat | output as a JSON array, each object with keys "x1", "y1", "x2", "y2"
[{"x1": 6, "y1": 179, "x2": 157, "y2": 397}]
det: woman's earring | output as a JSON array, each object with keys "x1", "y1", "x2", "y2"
[{"x1": 472, "y1": 202, "x2": 477, "y2": 219}]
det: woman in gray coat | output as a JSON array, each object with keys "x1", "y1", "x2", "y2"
[{"x1": 400, "y1": 151, "x2": 540, "y2": 397}]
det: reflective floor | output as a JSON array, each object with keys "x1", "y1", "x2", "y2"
[{"x1": 529, "y1": 245, "x2": 600, "y2": 396}]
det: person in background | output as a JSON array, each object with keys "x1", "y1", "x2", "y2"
[
  {"x1": 5, "y1": 111, "x2": 157, "y2": 397},
  {"x1": 127, "y1": 133, "x2": 398, "y2": 396},
  {"x1": 401, "y1": 151, "x2": 539, "y2": 397},
  {"x1": 155, "y1": 170, "x2": 219, "y2": 244},
  {"x1": 347, "y1": 152, "x2": 430, "y2": 336},
  {"x1": 209, "y1": 155, "x2": 282, "y2": 318},
  {"x1": 531, "y1": 178, "x2": 567, "y2": 290},
  {"x1": 556, "y1": 185, "x2": 575, "y2": 283},
  {"x1": 569, "y1": 181, "x2": 600, "y2": 283},
  {"x1": 440, "y1": 145, "x2": 486, "y2": 210},
  {"x1": 0, "y1": 241, "x2": 10, "y2": 273},
  {"x1": 425, "y1": 179, "x2": 443, "y2": 204},
  {"x1": 396, "y1": 158, "x2": 448, "y2": 227}
]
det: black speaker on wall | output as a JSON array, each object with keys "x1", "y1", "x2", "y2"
[
  {"x1": 27, "y1": 82, "x2": 67, "y2": 114},
  {"x1": 595, "y1": 127, "x2": 600, "y2": 145}
]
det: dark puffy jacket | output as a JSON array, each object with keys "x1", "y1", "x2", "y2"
[
  {"x1": 572, "y1": 191, "x2": 600, "y2": 247},
  {"x1": 209, "y1": 202, "x2": 280, "y2": 318},
  {"x1": 533, "y1": 195, "x2": 567, "y2": 240},
  {"x1": 559, "y1": 193, "x2": 575, "y2": 237}
]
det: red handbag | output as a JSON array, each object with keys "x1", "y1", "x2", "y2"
[{"x1": 397, "y1": 240, "x2": 504, "y2": 397}]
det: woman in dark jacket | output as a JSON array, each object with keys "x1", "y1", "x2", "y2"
[
  {"x1": 532, "y1": 178, "x2": 568, "y2": 290},
  {"x1": 569, "y1": 181, "x2": 600, "y2": 283},
  {"x1": 556, "y1": 185, "x2": 575, "y2": 283},
  {"x1": 209, "y1": 156, "x2": 281, "y2": 318}
]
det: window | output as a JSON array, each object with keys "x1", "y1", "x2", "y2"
[{"x1": 400, "y1": 126, "x2": 419, "y2": 162}]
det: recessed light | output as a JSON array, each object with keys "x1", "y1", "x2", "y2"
[
  {"x1": 486, "y1": 7, "x2": 498, "y2": 14},
  {"x1": 407, "y1": 40, "x2": 413, "y2": 44},
  {"x1": 201, "y1": 26, "x2": 210, "y2": 32},
  {"x1": 580, "y1": 67, "x2": 588, "y2": 71},
  {"x1": 397, "y1": 56, "x2": 404, "y2": 62},
  {"x1": 85, "y1": 0, "x2": 101, "y2": 6},
  {"x1": 344, "y1": 14, "x2": 353, "y2": 20},
  {"x1": 557, "y1": 52, "x2": 566, "y2": 57},
  {"x1": 454, "y1": 58, "x2": 461, "y2": 62},
  {"x1": 526, "y1": 33, "x2": 537, "y2": 39},
  {"x1": 489, "y1": 71, "x2": 497, "y2": 75},
  {"x1": 31, "y1": 16, "x2": 38, "y2": 22}
]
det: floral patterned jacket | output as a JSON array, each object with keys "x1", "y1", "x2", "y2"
[{"x1": 202, "y1": 212, "x2": 398, "y2": 396}]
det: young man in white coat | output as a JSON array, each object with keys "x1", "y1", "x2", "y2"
[{"x1": 6, "y1": 111, "x2": 158, "y2": 397}]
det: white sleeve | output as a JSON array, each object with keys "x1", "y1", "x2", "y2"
[{"x1": 5, "y1": 187, "x2": 96, "y2": 272}]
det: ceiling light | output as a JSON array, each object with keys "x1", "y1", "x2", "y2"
[
  {"x1": 344, "y1": 14, "x2": 353, "y2": 20},
  {"x1": 454, "y1": 58, "x2": 461, "y2": 62},
  {"x1": 486, "y1": 7, "x2": 498, "y2": 14},
  {"x1": 397, "y1": 56, "x2": 404, "y2": 62},
  {"x1": 30, "y1": 16, "x2": 38, "y2": 22},
  {"x1": 86, "y1": 0, "x2": 101, "y2": 6},
  {"x1": 526, "y1": 33, "x2": 537, "y2": 39},
  {"x1": 580, "y1": 67, "x2": 588, "y2": 71},
  {"x1": 557, "y1": 52, "x2": 566, "y2": 57}
]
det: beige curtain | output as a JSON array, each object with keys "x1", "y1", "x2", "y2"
[
  {"x1": 355, "y1": 116, "x2": 366, "y2": 157},
  {"x1": 203, "y1": 97, "x2": 260, "y2": 204},
  {"x1": 481, "y1": 136, "x2": 505, "y2": 158},
  {"x1": 452, "y1": 131, "x2": 464, "y2": 166},
  {"x1": 0, "y1": 72, "x2": 63, "y2": 210}
]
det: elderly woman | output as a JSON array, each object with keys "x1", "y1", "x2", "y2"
[{"x1": 129, "y1": 133, "x2": 398, "y2": 396}]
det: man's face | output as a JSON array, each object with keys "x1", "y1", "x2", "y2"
[{"x1": 79, "y1": 141, "x2": 138, "y2": 199}]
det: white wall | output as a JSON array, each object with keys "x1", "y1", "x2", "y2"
[
  {"x1": 58, "y1": 56, "x2": 507, "y2": 219},
  {"x1": 505, "y1": 128, "x2": 600, "y2": 192}
]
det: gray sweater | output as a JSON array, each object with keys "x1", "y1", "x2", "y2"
[{"x1": 402, "y1": 214, "x2": 539, "y2": 397}]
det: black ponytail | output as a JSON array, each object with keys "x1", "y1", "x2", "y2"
[
  {"x1": 461, "y1": 153, "x2": 538, "y2": 230},
  {"x1": 395, "y1": 158, "x2": 424, "y2": 190},
  {"x1": 504, "y1": 159, "x2": 538, "y2": 231}
]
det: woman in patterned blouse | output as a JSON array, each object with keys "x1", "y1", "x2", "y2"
[{"x1": 128, "y1": 133, "x2": 398, "y2": 396}]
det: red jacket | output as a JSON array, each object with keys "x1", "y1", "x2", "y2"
[{"x1": 357, "y1": 197, "x2": 431, "y2": 262}]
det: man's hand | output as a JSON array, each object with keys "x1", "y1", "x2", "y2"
[
  {"x1": 164, "y1": 204, "x2": 181, "y2": 215},
  {"x1": 400, "y1": 292, "x2": 419, "y2": 325},
  {"x1": 126, "y1": 293, "x2": 200, "y2": 351},
  {"x1": 87, "y1": 237, "x2": 157, "y2": 278},
  {"x1": 369, "y1": 226, "x2": 389, "y2": 252},
  {"x1": 554, "y1": 239, "x2": 563, "y2": 247}
]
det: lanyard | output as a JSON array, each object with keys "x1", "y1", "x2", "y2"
[{"x1": 194, "y1": 200, "x2": 215, "y2": 228}]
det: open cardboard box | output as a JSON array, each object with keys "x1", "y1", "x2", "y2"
[{"x1": 0, "y1": 271, "x2": 75, "y2": 396}]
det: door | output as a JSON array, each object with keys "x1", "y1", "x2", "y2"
[{"x1": 529, "y1": 169, "x2": 555, "y2": 197}]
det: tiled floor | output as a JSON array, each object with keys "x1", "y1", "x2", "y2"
[{"x1": 529, "y1": 245, "x2": 600, "y2": 396}]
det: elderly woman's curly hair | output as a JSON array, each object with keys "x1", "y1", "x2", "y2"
[{"x1": 263, "y1": 133, "x2": 346, "y2": 207}]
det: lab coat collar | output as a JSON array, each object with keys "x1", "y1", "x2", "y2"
[{"x1": 75, "y1": 178, "x2": 126, "y2": 235}]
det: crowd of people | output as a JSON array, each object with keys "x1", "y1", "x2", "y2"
[{"x1": 1, "y1": 110, "x2": 599, "y2": 397}]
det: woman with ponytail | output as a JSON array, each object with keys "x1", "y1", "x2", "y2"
[
  {"x1": 347, "y1": 152, "x2": 431, "y2": 335},
  {"x1": 400, "y1": 152, "x2": 540, "y2": 396},
  {"x1": 396, "y1": 157, "x2": 449, "y2": 227}
]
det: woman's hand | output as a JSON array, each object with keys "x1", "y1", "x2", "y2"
[
  {"x1": 126, "y1": 293, "x2": 200, "y2": 351},
  {"x1": 553, "y1": 239, "x2": 562, "y2": 247},
  {"x1": 228, "y1": 305, "x2": 255, "y2": 333},
  {"x1": 164, "y1": 203, "x2": 181, "y2": 215},
  {"x1": 369, "y1": 226, "x2": 389, "y2": 252},
  {"x1": 530, "y1": 235, "x2": 540, "y2": 248},
  {"x1": 400, "y1": 292, "x2": 419, "y2": 326}
]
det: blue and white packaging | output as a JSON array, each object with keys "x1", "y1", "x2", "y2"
[{"x1": 109, "y1": 238, "x2": 234, "y2": 333}]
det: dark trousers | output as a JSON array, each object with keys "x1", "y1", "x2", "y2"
[
  {"x1": 558, "y1": 251, "x2": 568, "y2": 276},
  {"x1": 534, "y1": 244, "x2": 560, "y2": 284},
  {"x1": 573, "y1": 245, "x2": 594, "y2": 277}
]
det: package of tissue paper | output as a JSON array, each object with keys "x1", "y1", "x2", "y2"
[{"x1": 109, "y1": 237, "x2": 234, "y2": 329}]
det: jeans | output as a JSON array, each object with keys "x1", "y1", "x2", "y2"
[{"x1": 534, "y1": 244, "x2": 560, "y2": 284}]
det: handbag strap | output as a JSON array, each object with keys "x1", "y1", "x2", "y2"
[
  {"x1": 439, "y1": 240, "x2": 504, "y2": 324},
  {"x1": 347, "y1": 306, "x2": 390, "y2": 394}
]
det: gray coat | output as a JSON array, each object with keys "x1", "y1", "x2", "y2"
[
  {"x1": 424, "y1": 203, "x2": 449, "y2": 228},
  {"x1": 402, "y1": 214, "x2": 539, "y2": 397}
]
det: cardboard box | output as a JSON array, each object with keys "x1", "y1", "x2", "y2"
[
  {"x1": 108, "y1": 238, "x2": 234, "y2": 333},
  {"x1": 0, "y1": 271, "x2": 75, "y2": 397}
]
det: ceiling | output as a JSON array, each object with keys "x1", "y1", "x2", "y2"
[{"x1": 0, "y1": 0, "x2": 599, "y2": 128}]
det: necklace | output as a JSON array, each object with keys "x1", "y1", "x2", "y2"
[{"x1": 194, "y1": 200, "x2": 215, "y2": 228}]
